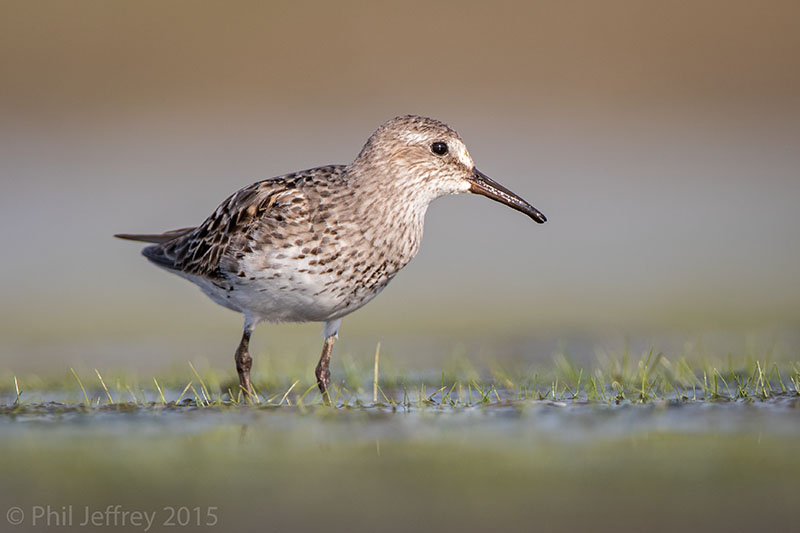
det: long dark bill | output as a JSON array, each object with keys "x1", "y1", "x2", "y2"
[{"x1": 467, "y1": 168, "x2": 547, "y2": 223}]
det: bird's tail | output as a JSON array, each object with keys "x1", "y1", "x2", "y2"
[{"x1": 114, "y1": 227, "x2": 196, "y2": 244}]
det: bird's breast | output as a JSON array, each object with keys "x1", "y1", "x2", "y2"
[{"x1": 229, "y1": 229, "x2": 413, "y2": 322}]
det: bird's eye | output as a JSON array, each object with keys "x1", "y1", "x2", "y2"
[{"x1": 430, "y1": 142, "x2": 449, "y2": 156}]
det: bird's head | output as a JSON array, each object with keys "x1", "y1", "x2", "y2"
[{"x1": 352, "y1": 115, "x2": 546, "y2": 223}]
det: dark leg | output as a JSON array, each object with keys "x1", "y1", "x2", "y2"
[
  {"x1": 315, "y1": 320, "x2": 341, "y2": 404},
  {"x1": 235, "y1": 323, "x2": 255, "y2": 400},
  {"x1": 315, "y1": 335, "x2": 336, "y2": 403}
]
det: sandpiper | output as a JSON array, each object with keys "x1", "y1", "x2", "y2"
[{"x1": 116, "y1": 115, "x2": 546, "y2": 401}]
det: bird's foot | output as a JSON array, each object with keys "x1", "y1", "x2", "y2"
[
  {"x1": 315, "y1": 361, "x2": 332, "y2": 405},
  {"x1": 235, "y1": 342, "x2": 256, "y2": 403},
  {"x1": 238, "y1": 375, "x2": 256, "y2": 403}
]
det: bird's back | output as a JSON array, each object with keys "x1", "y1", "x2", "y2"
[{"x1": 136, "y1": 165, "x2": 350, "y2": 279}]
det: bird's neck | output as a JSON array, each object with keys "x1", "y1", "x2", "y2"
[{"x1": 347, "y1": 164, "x2": 432, "y2": 265}]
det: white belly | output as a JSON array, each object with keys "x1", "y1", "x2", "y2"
[{"x1": 178, "y1": 262, "x2": 383, "y2": 325}]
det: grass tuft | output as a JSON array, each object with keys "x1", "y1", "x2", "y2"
[
  {"x1": 70, "y1": 368, "x2": 90, "y2": 407},
  {"x1": 3, "y1": 347, "x2": 798, "y2": 411}
]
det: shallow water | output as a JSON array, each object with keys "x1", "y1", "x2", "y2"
[
  {"x1": 2, "y1": 393, "x2": 798, "y2": 441},
  {"x1": 1, "y1": 393, "x2": 798, "y2": 533}
]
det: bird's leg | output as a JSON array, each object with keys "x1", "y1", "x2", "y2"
[
  {"x1": 234, "y1": 322, "x2": 255, "y2": 401},
  {"x1": 315, "y1": 335, "x2": 336, "y2": 404},
  {"x1": 315, "y1": 319, "x2": 342, "y2": 405}
]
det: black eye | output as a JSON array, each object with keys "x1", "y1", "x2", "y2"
[{"x1": 430, "y1": 142, "x2": 449, "y2": 156}]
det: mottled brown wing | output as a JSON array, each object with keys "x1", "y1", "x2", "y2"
[{"x1": 144, "y1": 165, "x2": 347, "y2": 279}]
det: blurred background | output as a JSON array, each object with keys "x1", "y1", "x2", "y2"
[
  {"x1": 2, "y1": 4, "x2": 799, "y2": 533},
  {"x1": 1, "y1": 0, "x2": 799, "y2": 374}
]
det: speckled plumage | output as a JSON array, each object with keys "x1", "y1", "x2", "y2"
[{"x1": 117, "y1": 115, "x2": 546, "y2": 401}]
